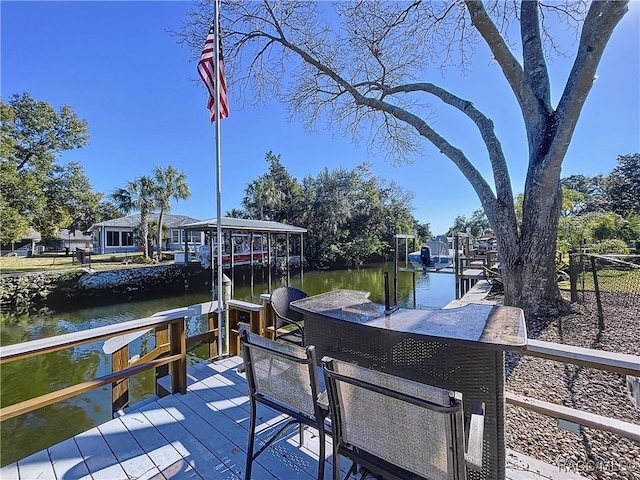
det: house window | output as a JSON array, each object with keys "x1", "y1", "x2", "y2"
[
  {"x1": 121, "y1": 231, "x2": 134, "y2": 246},
  {"x1": 171, "y1": 230, "x2": 180, "y2": 244},
  {"x1": 106, "y1": 231, "x2": 119, "y2": 246},
  {"x1": 187, "y1": 231, "x2": 202, "y2": 244}
]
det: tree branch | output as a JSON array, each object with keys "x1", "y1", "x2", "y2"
[
  {"x1": 521, "y1": 1, "x2": 551, "y2": 112},
  {"x1": 383, "y1": 82, "x2": 514, "y2": 209},
  {"x1": 548, "y1": 0, "x2": 629, "y2": 171},
  {"x1": 465, "y1": 1, "x2": 535, "y2": 115}
]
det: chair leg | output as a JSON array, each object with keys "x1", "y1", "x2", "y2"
[
  {"x1": 317, "y1": 425, "x2": 326, "y2": 480},
  {"x1": 333, "y1": 442, "x2": 341, "y2": 480},
  {"x1": 245, "y1": 400, "x2": 257, "y2": 480},
  {"x1": 299, "y1": 423, "x2": 304, "y2": 447}
]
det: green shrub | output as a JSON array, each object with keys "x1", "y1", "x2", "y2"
[{"x1": 590, "y1": 239, "x2": 630, "y2": 255}]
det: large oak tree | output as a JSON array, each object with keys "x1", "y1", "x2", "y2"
[
  {"x1": 1, "y1": 93, "x2": 93, "y2": 243},
  {"x1": 179, "y1": 1, "x2": 629, "y2": 316}
]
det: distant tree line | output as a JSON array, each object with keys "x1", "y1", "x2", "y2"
[
  {"x1": 6, "y1": 93, "x2": 634, "y2": 272},
  {"x1": 557, "y1": 153, "x2": 640, "y2": 252},
  {"x1": 228, "y1": 151, "x2": 428, "y2": 269},
  {"x1": 446, "y1": 153, "x2": 640, "y2": 253},
  {"x1": 1, "y1": 93, "x2": 191, "y2": 259},
  {"x1": 0, "y1": 93, "x2": 122, "y2": 246}
]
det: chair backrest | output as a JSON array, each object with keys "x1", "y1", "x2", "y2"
[
  {"x1": 322, "y1": 357, "x2": 466, "y2": 480},
  {"x1": 241, "y1": 329, "x2": 321, "y2": 419},
  {"x1": 270, "y1": 286, "x2": 308, "y2": 327}
]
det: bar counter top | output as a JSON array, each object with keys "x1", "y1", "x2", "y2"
[{"x1": 291, "y1": 289, "x2": 527, "y2": 350}]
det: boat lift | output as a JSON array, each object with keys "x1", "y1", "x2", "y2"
[{"x1": 393, "y1": 232, "x2": 484, "y2": 300}]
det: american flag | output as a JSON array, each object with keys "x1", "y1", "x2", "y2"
[{"x1": 198, "y1": 21, "x2": 229, "y2": 122}]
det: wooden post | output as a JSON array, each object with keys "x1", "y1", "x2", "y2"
[
  {"x1": 262, "y1": 294, "x2": 275, "y2": 340},
  {"x1": 267, "y1": 233, "x2": 272, "y2": 291},
  {"x1": 590, "y1": 256, "x2": 605, "y2": 331},
  {"x1": 154, "y1": 325, "x2": 169, "y2": 397},
  {"x1": 112, "y1": 345, "x2": 129, "y2": 413},
  {"x1": 286, "y1": 232, "x2": 291, "y2": 285},
  {"x1": 300, "y1": 233, "x2": 304, "y2": 284},
  {"x1": 169, "y1": 319, "x2": 187, "y2": 395},
  {"x1": 569, "y1": 251, "x2": 578, "y2": 303},
  {"x1": 228, "y1": 306, "x2": 240, "y2": 356},
  {"x1": 208, "y1": 311, "x2": 219, "y2": 359}
]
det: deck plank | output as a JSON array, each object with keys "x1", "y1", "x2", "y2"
[
  {"x1": 160, "y1": 393, "x2": 285, "y2": 480},
  {"x1": 119, "y1": 407, "x2": 202, "y2": 480},
  {"x1": 98, "y1": 416, "x2": 162, "y2": 480},
  {"x1": 74, "y1": 426, "x2": 129, "y2": 480},
  {"x1": 174, "y1": 373, "x2": 316, "y2": 478},
  {"x1": 0, "y1": 462, "x2": 19, "y2": 480},
  {"x1": 48, "y1": 437, "x2": 91, "y2": 480},
  {"x1": 16, "y1": 448, "x2": 56, "y2": 480},
  {"x1": 136, "y1": 399, "x2": 241, "y2": 480}
]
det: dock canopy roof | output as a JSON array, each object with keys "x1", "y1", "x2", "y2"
[{"x1": 183, "y1": 217, "x2": 307, "y2": 234}]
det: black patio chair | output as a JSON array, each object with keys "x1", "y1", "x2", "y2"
[
  {"x1": 240, "y1": 329, "x2": 328, "y2": 480},
  {"x1": 322, "y1": 356, "x2": 485, "y2": 480},
  {"x1": 270, "y1": 286, "x2": 308, "y2": 346}
]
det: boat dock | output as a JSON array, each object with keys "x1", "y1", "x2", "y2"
[
  {"x1": 1, "y1": 356, "x2": 589, "y2": 480},
  {"x1": 393, "y1": 232, "x2": 501, "y2": 298}
]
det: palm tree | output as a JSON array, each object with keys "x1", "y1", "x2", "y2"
[
  {"x1": 111, "y1": 176, "x2": 157, "y2": 259},
  {"x1": 152, "y1": 165, "x2": 191, "y2": 259}
]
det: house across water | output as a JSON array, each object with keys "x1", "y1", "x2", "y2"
[{"x1": 87, "y1": 214, "x2": 202, "y2": 255}]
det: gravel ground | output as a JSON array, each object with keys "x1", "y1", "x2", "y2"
[{"x1": 503, "y1": 291, "x2": 640, "y2": 480}]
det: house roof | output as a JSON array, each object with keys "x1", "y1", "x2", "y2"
[
  {"x1": 183, "y1": 217, "x2": 307, "y2": 234},
  {"x1": 24, "y1": 227, "x2": 42, "y2": 240},
  {"x1": 59, "y1": 229, "x2": 92, "y2": 241},
  {"x1": 88, "y1": 214, "x2": 201, "y2": 231}
]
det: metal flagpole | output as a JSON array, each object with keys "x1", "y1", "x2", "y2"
[{"x1": 213, "y1": 0, "x2": 225, "y2": 356}]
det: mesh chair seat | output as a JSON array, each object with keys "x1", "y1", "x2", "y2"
[
  {"x1": 270, "y1": 286, "x2": 309, "y2": 346},
  {"x1": 322, "y1": 356, "x2": 484, "y2": 480},
  {"x1": 241, "y1": 330, "x2": 328, "y2": 480}
]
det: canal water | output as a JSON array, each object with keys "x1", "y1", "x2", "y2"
[{"x1": 0, "y1": 263, "x2": 454, "y2": 466}]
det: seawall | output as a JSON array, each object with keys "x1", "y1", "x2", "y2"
[{"x1": 0, "y1": 264, "x2": 211, "y2": 313}]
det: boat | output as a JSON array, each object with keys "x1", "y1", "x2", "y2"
[
  {"x1": 408, "y1": 239, "x2": 453, "y2": 271},
  {"x1": 195, "y1": 235, "x2": 269, "y2": 268}
]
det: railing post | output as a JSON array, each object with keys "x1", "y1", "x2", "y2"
[
  {"x1": 170, "y1": 318, "x2": 187, "y2": 394},
  {"x1": 262, "y1": 295, "x2": 275, "y2": 339},
  {"x1": 569, "y1": 250, "x2": 578, "y2": 303},
  {"x1": 590, "y1": 255, "x2": 605, "y2": 331},
  {"x1": 155, "y1": 325, "x2": 169, "y2": 397},
  {"x1": 112, "y1": 345, "x2": 129, "y2": 413},
  {"x1": 208, "y1": 311, "x2": 219, "y2": 359}
]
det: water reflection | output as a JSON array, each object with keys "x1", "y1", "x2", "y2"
[{"x1": 0, "y1": 263, "x2": 453, "y2": 465}]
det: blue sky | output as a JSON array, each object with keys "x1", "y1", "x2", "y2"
[{"x1": 2, "y1": 1, "x2": 638, "y2": 235}]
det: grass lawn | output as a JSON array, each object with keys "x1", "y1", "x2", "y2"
[
  {"x1": 558, "y1": 267, "x2": 640, "y2": 294},
  {"x1": 0, "y1": 252, "x2": 167, "y2": 274}
]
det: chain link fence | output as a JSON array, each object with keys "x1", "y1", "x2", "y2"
[{"x1": 569, "y1": 253, "x2": 640, "y2": 330}]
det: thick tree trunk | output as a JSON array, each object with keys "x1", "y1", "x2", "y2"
[
  {"x1": 494, "y1": 173, "x2": 569, "y2": 317},
  {"x1": 141, "y1": 210, "x2": 149, "y2": 259},
  {"x1": 156, "y1": 210, "x2": 165, "y2": 260},
  {"x1": 499, "y1": 233, "x2": 567, "y2": 317}
]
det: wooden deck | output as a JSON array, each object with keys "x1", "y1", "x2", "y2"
[{"x1": 1, "y1": 356, "x2": 586, "y2": 480}]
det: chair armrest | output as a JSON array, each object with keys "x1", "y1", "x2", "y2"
[
  {"x1": 465, "y1": 401, "x2": 485, "y2": 472},
  {"x1": 315, "y1": 391, "x2": 333, "y2": 434},
  {"x1": 277, "y1": 316, "x2": 304, "y2": 336},
  {"x1": 316, "y1": 391, "x2": 329, "y2": 412}
]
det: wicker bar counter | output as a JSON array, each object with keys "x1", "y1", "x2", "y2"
[{"x1": 291, "y1": 289, "x2": 527, "y2": 480}]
